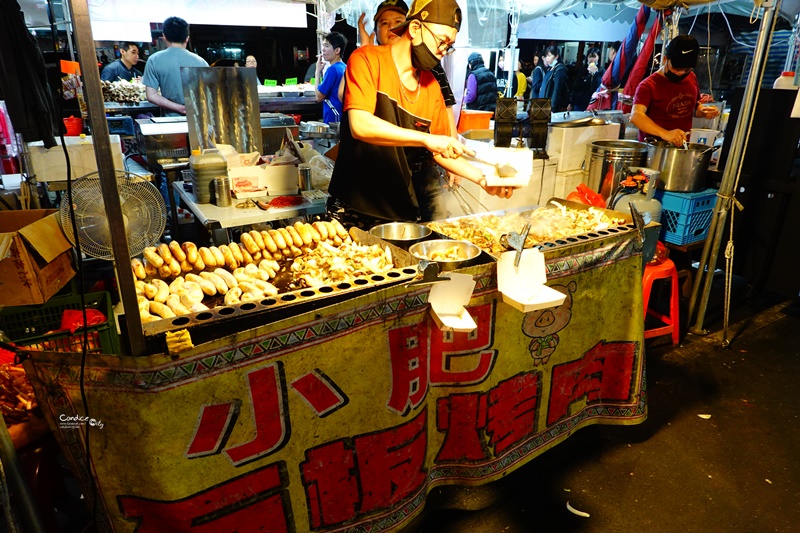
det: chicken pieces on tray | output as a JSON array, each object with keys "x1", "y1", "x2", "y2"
[{"x1": 427, "y1": 201, "x2": 628, "y2": 256}]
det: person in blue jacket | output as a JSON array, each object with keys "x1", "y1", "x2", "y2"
[{"x1": 538, "y1": 45, "x2": 569, "y2": 112}]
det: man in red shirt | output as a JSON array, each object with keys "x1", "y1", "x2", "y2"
[
  {"x1": 329, "y1": 0, "x2": 512, "y2": 223},
  {"x1": 631, "y1": 35, "x2": 720, "y2": 146}
]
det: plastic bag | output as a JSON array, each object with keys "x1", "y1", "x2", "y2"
[
  {"x1": 60, "y1": 309, "x2": 107, "y2": 334},
  {"x1": 566, "y1": 183, "x2": 605, "y2": 208},
  {"x1": 309, "y1": 155, "x2": 334, "y2": 191}
]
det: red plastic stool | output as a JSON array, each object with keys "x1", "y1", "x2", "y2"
[{"x1": 643, "y1": 257, "x2": 680, "y2": 345}]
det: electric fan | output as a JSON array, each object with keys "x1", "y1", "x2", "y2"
[{"x1": 59, "y1": 170, "x2": 166, "y2": 259}]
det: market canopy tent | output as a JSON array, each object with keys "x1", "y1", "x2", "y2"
[{"x1": 329, "y1": 1, "x2": 800, "y2": 46}]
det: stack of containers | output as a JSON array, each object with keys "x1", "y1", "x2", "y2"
[{"x1": 547, "y1": 121, "x2": 621, "y2": 198}]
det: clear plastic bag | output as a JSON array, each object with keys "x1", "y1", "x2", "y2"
[{"x1": 309, "y1": 155, "x2": 334, "y2": 191}]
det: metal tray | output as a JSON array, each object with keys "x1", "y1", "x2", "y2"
[
  {"x1": 141, "y1": 228, "x2": 419, "y2": 346},
  {"x1": 427, "y1": 200, "x2": 636, "y2": 258}
]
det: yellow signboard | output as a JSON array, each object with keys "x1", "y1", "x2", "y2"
[{"x1": 25, "y1": 233, "x2": 646, "y2": 532}]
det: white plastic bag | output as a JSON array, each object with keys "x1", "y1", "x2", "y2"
[{"x1": 309, "y1": 155, "x2": 334, "y2": 191}]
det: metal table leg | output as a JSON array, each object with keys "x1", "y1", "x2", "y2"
[{"x1": 166, "y1": 170, "x2": 180, "y2": 240}]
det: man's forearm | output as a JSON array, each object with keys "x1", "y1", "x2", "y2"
[
  {"x1": 630, "y1": 110, "x2": 668, "y2": 139},
  {"x1": 145, "y1": 88, "x2": 185, "y2": 114},
  {"x1": 434, "y1": 155, "x2": 482, "y2": 184},
  {"x1": 348, "y1": 109, "x2": 430, "y2": 147}
]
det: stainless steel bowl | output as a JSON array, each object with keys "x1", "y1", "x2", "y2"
[
  {"x1": 370, "y1": 222, "x2": 432, "y2": 249},
  {"x1": 409, "y1": 239, "x2": 481, "y2": 271}
]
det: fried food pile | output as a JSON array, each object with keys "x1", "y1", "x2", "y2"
[
  {"x1": 101, "y1": 79, "x2": 146, "y2": 103},
  {"x1": 425, "y1": 245, "x2": 469, "y2": 261},
  {"x1": 130, "y1": 220, "x2": 397, "y2": 322},
  {"x1": 290, "y1": 241, "x2": 393, "y2": 288},
  {"x1": 428, "y1": 202, "x2": 627, "y2": 256}
]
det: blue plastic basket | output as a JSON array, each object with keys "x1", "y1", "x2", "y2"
[{"x1": 656, "y1": 189, "x2": 718, "y2": 245}]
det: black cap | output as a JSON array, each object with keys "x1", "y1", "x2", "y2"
[
  {"x1": 391, "y1": 0, "x2": 462, "y2": 36},
  {"x1": 666, "y1": 35, "x2": 699, "y2": 69},
  {"x1": 374, "y1": 0, "x2": 409, "y2": 22}
]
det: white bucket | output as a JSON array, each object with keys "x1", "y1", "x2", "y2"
[{"x1": 689, "y1": 128, "x2": 720, "y2": 147}]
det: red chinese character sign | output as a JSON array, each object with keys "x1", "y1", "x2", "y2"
[{"x1": 24, "y1": 233, "x2": 646, "y2": 532}]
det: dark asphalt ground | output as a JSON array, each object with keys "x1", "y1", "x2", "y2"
[{"x1": 411, "y1": 300, "x2": 800, "y2": 533}]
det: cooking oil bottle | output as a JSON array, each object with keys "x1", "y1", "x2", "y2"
[{"x1": 189, "y1": 149, "x2": 227, "y2": 204}]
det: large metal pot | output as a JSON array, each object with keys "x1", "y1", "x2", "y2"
[
  {"x1": 584, "y1": 140, "x2": 649, "y2": 196},
  {"x1": 646, "y1": 141, "x2": 716, "y2": 192}
]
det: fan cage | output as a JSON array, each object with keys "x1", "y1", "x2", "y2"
[{"x1": 58, "y1": 170, "x2": 166, "y2": 260}]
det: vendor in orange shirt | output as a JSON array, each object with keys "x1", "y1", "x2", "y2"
[{"x1": 329, "y1": 0, "x2": 512, "y2": 225}]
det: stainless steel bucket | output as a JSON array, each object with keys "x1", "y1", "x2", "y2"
[
  {"x1": 584, "y1": 140, "x2": 649, "y2": 197},
  {"x1": 646, "y1": 141, "x2": 716, "y2": 192}
]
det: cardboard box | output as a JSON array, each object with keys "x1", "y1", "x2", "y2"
[
  {"x1": 260, "y1": 163, "x2": 299, "y2": 196},
  {"x1": 460, "y1": 129, "x2": 494, "y2": 141},
  {"x1": 0, "y1": 210, "x2": 75, "y2": 306},
  {"x1": 27, "y1": 135, "x2": 124, "y2": 182},
  {"x1": 230, "y1": 164, "x2": 298, "y2": 196},
  {"x1": 230, "y1": 166, "x2": 267, "y2": 192}
]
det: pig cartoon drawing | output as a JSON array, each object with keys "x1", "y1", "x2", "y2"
[{"x1": 521, "y1": 281, "x2": 578, "y2": 366}]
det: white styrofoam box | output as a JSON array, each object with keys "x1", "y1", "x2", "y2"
[
  {"x1": 27, "y1": 135, "x2": 123, "y2": 182},
  {"x1": 458, "y1": 159, "x2": 557, "y2": 214},
  {"x1": 547, "y1": 123, "x2": 621, "y2": 171},
  {"x1": 498, "y1": 249, "x2": 568, "y2": 313},
  {"x1": 554, "y1": 169, "x2": 587, "y2": 199},
  {"x1": 546, "y1": 123, "x2": 621, "y2": 172}
]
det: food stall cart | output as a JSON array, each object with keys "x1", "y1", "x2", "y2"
[
  {"x1": 23, "y1": 214, "x2": 648, "y2": 531},
  {"x1": 6, "y1": 2, "x2": 681, "y2": 530}
]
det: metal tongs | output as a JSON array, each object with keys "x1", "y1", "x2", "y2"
[
  {"x1": 506, "y1": 223, "x2": 532, "y2": 267},
  {"x1": 628, "y1": 203, "x2": 646, "y2": 242},
  {"x1": 447, "y1": 182, "x2": 492, "y2": 215},
  {"x1": 405, "y1": 261, "x2": 450, "y2": 288},
  {"x1": 447, "y1": 184, "x2": 474, "y2": 215}
]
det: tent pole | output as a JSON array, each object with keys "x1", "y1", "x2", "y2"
[
  {"x1": 506, "y1": 2, "x2": 521, "y2": 98},
  {"x1": 688, "y1": 0, "x2": 781, "y2": 336},
  {"x1": 68, "y1": 0, "x2": 147, "y2": 356}
]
